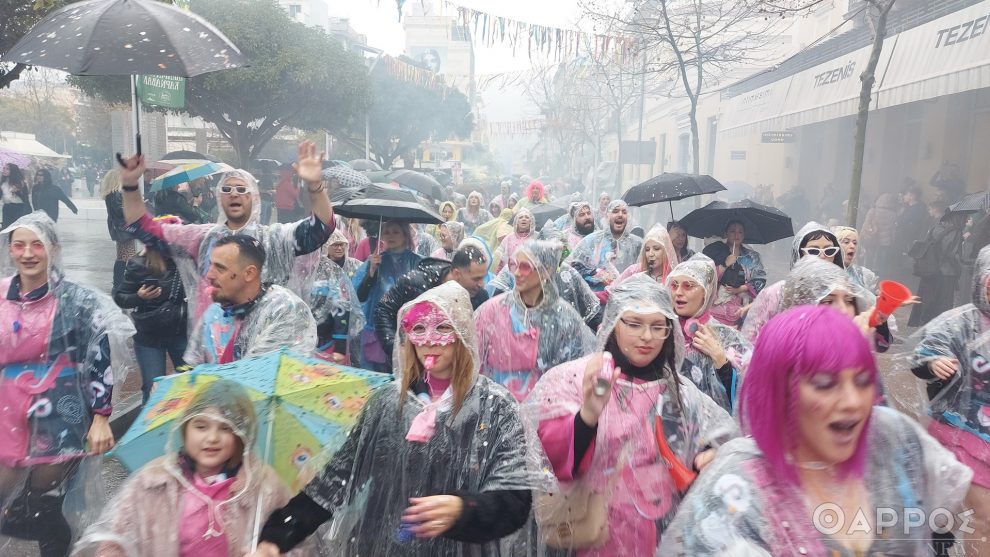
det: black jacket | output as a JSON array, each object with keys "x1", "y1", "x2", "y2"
[
  {"x1": 373, "y1": 258, "x2": 488, "y2": 359},
  {"x1": 113, "y1": 255, "x2": 187, "y2": 345},
  {"x1": 154, "y1": 189, "x2": 208, "y2": 224},
  {"x1": 104, "y1": 191, "x2": 130, "y2": 243},
  {"x1": 31, "y1": 183, "x2": 77, "y2": 222}
]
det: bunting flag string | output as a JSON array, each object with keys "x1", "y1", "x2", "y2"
[
  {"x1": 381, "y1": 55, "x2": 449, "y2": 97},
  {"x1": 443, "y1": 0, "x2": 634, "y2": 63},
  {"x1": 487, "y1": 119, "x2": 545, "y2": 136}
]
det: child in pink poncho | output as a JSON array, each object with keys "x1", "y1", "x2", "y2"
[{"x1": 75, "y1": 381, "x2": 308, "y2": 557}]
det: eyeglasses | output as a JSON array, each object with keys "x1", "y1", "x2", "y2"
[
  {"x1": 668, "y1": 280, "x2": 699, "y2": 293},
  {"x1": 219, "y1": 185, "x2": 250, "y2": 195},
  {"x1": 507, "y1": 258, "x2": 534, "y2": 275},
  {"x1": 801, "y1": 246, "x2": 841, "y2": 257},
  {"x1": 618, "y1": 317, "x2": 670, "y2": 338}
]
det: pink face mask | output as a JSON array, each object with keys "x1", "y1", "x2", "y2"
[{"x1": 401, "y1": 302, "x2": 457, "y2": 347}]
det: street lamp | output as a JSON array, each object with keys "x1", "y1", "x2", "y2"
[{"x1": 351, "y1": 43, "x2": 384, "y2": 161}]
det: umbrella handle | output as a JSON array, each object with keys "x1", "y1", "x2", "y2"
[{"x1": 251, "y1": 405, "x2": 276, "y2": 551}]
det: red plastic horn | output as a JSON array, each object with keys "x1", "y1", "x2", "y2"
[{"x1": 869, "y1": 280, "x2": 913, "y2": 327}]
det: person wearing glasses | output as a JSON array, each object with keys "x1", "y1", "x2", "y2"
[
  {"x1": 475, "y1": 239, "x2": 594, "y2": 401},
  {"x1": 526, "y1": 274, "x2": 738, "y2": 555},
  {"x1": 701, "y1": 220, "x2": 767, "y2": 328},
  {"x1": 116, "y1": 141, "x2": 335, "y2": 322},
  {"x1": 742, "y1": 222, "x2": 845, "y2": 343},
  {"x1": 667, "y1": 254, "x2": 752, "y2": 413}
]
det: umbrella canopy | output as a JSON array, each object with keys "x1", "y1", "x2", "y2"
[
  {"x1": 622, "y1": 173, "x2": 727, "y2": 207},
  {"x1": 0, "y1": 147, "x2": 32, "y2": 169},
  {"x1": 387, "y1": 169, "x2": 445, "y2": 200},
  {"x1": 334, "y1": 184, "x2": 443, "y2": 224},
  {"x1": 4, "y1": 0, "x2": 246, "y2": 77},
  {"x1": 112, "y1": 349, "x2": 391, "y2": 490},
  {"x1": 679, "y1": 199, "x2": 794, "y2": 244},
  {"x1": 149, "y1": 160, "x2": 231, "y2": 191},
  {"x1": 161, "y1": 150, "x2": 220, "y2": 162},
  {"x1": 348, "y1": 159, "x2": 382, "y2": 171},
  {"x1": 529, "y1": 202, "x2": 569, "y2": 228},
  {"x1": 322, "y1": 166, "x2": 372, "y2": 189},
  {"x1": 949, "y1": 190, "x2": 990, "y2": 213}
]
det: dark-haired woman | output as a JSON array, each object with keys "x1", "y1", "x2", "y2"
[
  {"x1": 30, "y1": 168, "x2": 77, "y2": 223},
  {"x1": 1, "y1": 163, "x2": 32, "y2": 229}
]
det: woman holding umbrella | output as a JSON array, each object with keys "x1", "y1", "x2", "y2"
[
  {"x1": 455, "y1": 191, "x2": 492, "y2": 236},
  {"x1": 250, "y1": 281, "x2": 549, "y2": 556},
  {"x1": 702, "y1": 220, "x2": 767, "y2": 327},
  {"x1": 353, "y1": 221, "x2": 422, "y2": 372},
  {"x1": 667, "y1": 221, "x2": 695, "y2": 261}
]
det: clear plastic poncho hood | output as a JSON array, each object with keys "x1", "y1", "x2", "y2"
[
  {"x1": 780, "y1": 256, "x2": 867, "y2": 312},
  {"x1": 524, "y1": 274, "x2": 738, "y2": 555},
  {"x1": 791, "y1": 221, "x2": 843, "y2": 268},
  {"x1": 73, "y1": 380, "x2": 309, "y2": 557},
  {"x1": 667, "y1": 253, "x2": 719, "y2": 318},
  {"x1": 303, "y1": 280, "x2": 553, "y2": 555}
]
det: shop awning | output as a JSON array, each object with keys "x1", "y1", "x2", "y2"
[
  {"x1": 720, "y1": 0, "x2": 990, "y2": 134},
  {"x1": 0, "y1": 131, "x2": 70, "y2": 159},
  {"x1": 877, "y1": 1, "x2": 990, "y2": 109}
]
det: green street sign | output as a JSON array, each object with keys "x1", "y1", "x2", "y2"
[{"x1": 137, "y1": 74, "x2": 185, "y2": 108}]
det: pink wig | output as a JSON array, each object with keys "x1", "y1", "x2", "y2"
[
  {"x1": 524, "y1": 180, "x2": 546, "y2": 201},
  {"x1": 739, "y1": 305, "x2": 878, "y2": 485}
]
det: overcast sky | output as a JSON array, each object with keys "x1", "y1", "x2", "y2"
[{"x1": 328, "y1": 0, "x2": 587, "y2": 74}]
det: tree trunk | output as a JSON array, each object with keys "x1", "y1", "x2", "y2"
[
  {"x1": 847, "y1": 0, "x2": 894, "y2": 226},
  {"x1": 689, "y1": 100, "x2": 701, "y2": 176}
]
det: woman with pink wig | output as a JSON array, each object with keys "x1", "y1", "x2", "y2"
[{"x1": 660, "y1": 305, "x2": 973, "y2": 556}]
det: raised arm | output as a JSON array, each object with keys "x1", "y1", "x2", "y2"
[
  {"x1": 119, "y1": 154, "x2": 149, "y2": 225},
  {"x1": 293, "y1": 140, "x2": 334, "y2": 226}
]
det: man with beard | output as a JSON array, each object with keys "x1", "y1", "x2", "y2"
[
  {"x1": 568, "y1": 199, "x2": 643, "y2": 291},
  {"x1": 119, "y1": 141, "x2": 334, "y2": 320},
  {"x1": 567, "y1": 201, "x2": 596, "y2": 250},
  {"x1": 185, "y1": 235, "x2": 317, "y2": 365}
]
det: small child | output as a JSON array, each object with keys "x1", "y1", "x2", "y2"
[{"x1": 73, "y1": 380, "x2": 308, "y2": 557}]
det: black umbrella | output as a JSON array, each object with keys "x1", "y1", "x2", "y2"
[
  {"x1": 5, "y1": 0, "x2": 245, "y2": 167},
  {"x1": 949, "y1": 190, "x2": 990, "y2": 214},
  {"x1": 387, "y1": 169, "x2": 445, "y2": 201},
  {"x1": 529, "y1": 202, "x2": 569, "y2": 229},
  {"x1": 622, "y1": 173, "x2": 727, "y2": 219},
  {"x1": 5, "y1": 0, "x2": 246, "y2": 77},
  {"x1": 348, "y1": 159, "x2": 382, "y2": 171},
  {"x1": 679, "y1": 199, "x2": 794, "y2": 244},
  {"x1": 333, "y1": 185, "x2": 443, "y2": 225}
]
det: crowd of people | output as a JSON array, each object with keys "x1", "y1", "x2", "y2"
[{"x1": 0, "y1": 142, "x2": 988, "y2": 557}]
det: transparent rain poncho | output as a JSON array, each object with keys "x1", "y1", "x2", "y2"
[
  {"x1": 660, "y1": 404, "x2": 972, "y2": 556},
  {"x1": 302, "y1": 281, "x2": 553, "y2": 556},
  {"x1": 305, "y1": 246, "x2": 365, "y2": 361},
  {"x1": 127, "y1": 169, "x2": 329, "y2": 322},
  {"x1": 74, "y1": 380, "x2": 308, "y2": 557},
  {"x1": 431, "y1": 221, "x2": 466, "y2": 260},
  {"x1": 475, "y1": 239, "x2": 595, "y2": 401},
  {"x1": 833, "y1": 226, "x2": 880, "y2": 296},
  {"x1": 487, "y1": 233, "x2": 601, "y2": 326},
  {"x1": 184, "y1": 284, "x2": 318, "y2": 366},
  {"x1": 0, "y1": 211, "x2": 136, "y2": 554},
  {"x1": 493, "y1": 207, "x2": 536, "y2": 272},
  {"x1": 614, "y1": 224, "x2": 679, "y2": 285},
  {"x1": 456, "y1": 191, "x2": 493, "y2": 236},
  {"x1": 568, "y1": 200, "x2": 643, "y2": 291},
  {"x1": 667, "y1": 254, "x2": 752, "y2": 413},
  {"x1": 565, "y1": 201, "x2": 594, "y2": 250},
  {"x1": 742, "y1": 221, "x2": 841, "y2": 343},
  {"x1": 523, "y1": 274, "x2": 739, "y2": 556},
  {"x1": 907, "y1": 244, "x2": 990, "y2": 486}
]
